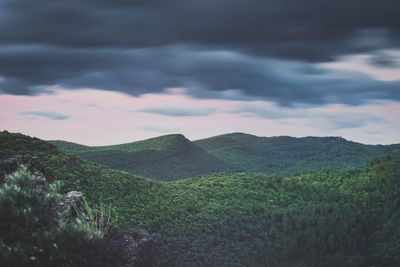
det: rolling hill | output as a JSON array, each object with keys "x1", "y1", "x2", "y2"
[
  {"x1": 51, "y1": 134, "x2": 194, "y2": 153},
  {"x1": 196, "y1": 132, "x2": 400, "y2": 174},
  {"x1": 2, "y1": 131, "x2": 400, "y2": 266},
  {"x1": 51, "y1": 132, "x2": 400, "y2": 180},
  {"x1": 50, "y1": 134, "x2": 234, "y2": 181}
]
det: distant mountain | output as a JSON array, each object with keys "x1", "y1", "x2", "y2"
[
  {"x1": 195, "y1": 133, "x2": 400, "y2": 175},
  {"x1": 52, "y1": 134, "x2": 194, "y2": 153},
  {"x1": 51, "y1": 132, "x2": 400, "y2": 180},
  {"x1": 50, "y1": 134, "x2": 233, "y2": 181}
]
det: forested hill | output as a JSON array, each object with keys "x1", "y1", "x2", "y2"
[
  {"x1": 50, "y1": 134, "x2": 234, "y2": 181},
  {"x1": 1, "y1": 130, "x2": 400, "y2": 266},
  {"x1": 195, "y1": 132, "x2": 400, "y2": 175},
  {"x1": 51, "y1": 134, "x2": 193, "y2": 153},
  {"x1": 51, "y1": 132, "x2": 400, "y2": 180}
]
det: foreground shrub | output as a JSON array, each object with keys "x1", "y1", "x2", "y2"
[{"x1": 0, "y1": 166, "x2": 113, "y2": 266}]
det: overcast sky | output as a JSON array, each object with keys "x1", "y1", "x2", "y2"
[{"x1": 1, "y1": 0, "x2": 399, "y2": 145}]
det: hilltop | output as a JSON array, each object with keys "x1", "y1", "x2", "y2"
[
  {"x1": 51, "y1": 134, "x2": 193, "y2": 153},
  {"x1": 51, "y1": 132, "x2": 400, "y2": 180},
  {"x1": 51, "y1": 134, "x2": 233, "y2": 181},
  {"x1": 195, "y1": 132, "x2": 400, "y2": 174}
]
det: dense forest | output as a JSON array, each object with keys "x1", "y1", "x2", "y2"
[
  {"x1": 51, "y1": 133, "x2": 400, "y2": 180},
  {"x1": 50, "y1": 135, "x2": 234, "y2": 180},
  {"x1": 1, "y1": 131, "x2": 400, "y2": 266}
]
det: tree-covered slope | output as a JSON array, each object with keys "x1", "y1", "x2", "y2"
[
  {"x1": 0, "y1": 130, "x2": 157, "y2": 205},
  {"x1": 195, "y1": 132, "x2": 400, "y2": 175},
  {"x1": 0, "y1": 131, "x2": 58, "y2": 159},
  {"x1": 2, "y1": 131, "x2": 400, "y2": 266},
  {"x1": 50, "y1": 134, "x2": 233, "y2": 181},
  {"x1": 52, "y1": 132, "x2": 400, "y2": 180},
  {"x1": 51, "y1": 134, "x2": 193, "y2": 153},
  {"x1": 111, "y1": 156, "x2": 399, "y2": 267}
]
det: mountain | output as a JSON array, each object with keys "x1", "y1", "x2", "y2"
[
  {"x1": 1, "y1": 131, "x2": 400, "y2": 266},
  {"x1": 52, "y1": 132, "x2": 400, "y2": 180},
  {"x1": 50, "y1": 134, "x2": 233, "y2": 181},
  {"x1": 195, "y1": 132, "x2": 400, "y2": 175},
  {"x1": 52, "y1": 134, "x2": 194, "y2": 153}
]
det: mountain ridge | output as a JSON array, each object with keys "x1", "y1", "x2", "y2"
[
  {"x1": 48, "y1": 132, "x2": 400, "y2": 179},
  {"x1": 51, "y1": 132, "x2": 400, "y2": 147},
  {"x1": 49, "y1": 134, "x2": 189, "y2": 153},
  {"x1": 51, "y1": 133, "x2": 233, "y2": 180},
  {"x1": 195, "y1": 133, "x2": 400, "y2": 174}
]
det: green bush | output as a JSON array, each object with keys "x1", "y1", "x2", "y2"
[
  {"x1": 0, "y1": 166, "x2": 113, "y2": 267},
  {"x1": 73, "y1": 197, "x2": 117, "y2": 240}
]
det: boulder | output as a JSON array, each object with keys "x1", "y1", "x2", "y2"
[
  {"x1": 59, "y1": 190, "x2": 84, "y2": 209},
  {"x1": 57, "y1": 190, "x2": 86, "y2": 223}
]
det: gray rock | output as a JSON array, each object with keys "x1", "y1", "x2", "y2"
[{"x1": 62, "y1": 191, "x2": 84, "y2": 207}]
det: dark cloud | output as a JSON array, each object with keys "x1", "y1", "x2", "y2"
[
  {"x1": 19, "y1": 111, "x2": 70, "y2": 120},
  {"x1": 225, "y1": 105, "x2": 387, "y2": 130},
  {"x1": 137, "y1": 106, "x2": 217, "y2": 117},
  {"x1": 368, "y1": 51, "x2": 400, "y2": 68},
  {"x1": 317, "y1": 113, "x2": 387, "y2": 130},
  {"x1": 1, "y1": 45, "x2": 400, "y2": 105},
  {"x1": 0, "y1": 0, "x2": 400, "y2": 105},
  {"x1": 1, "y1": 0, "x2": 400, "y2": 61},
  {"x1": 228, "y1": 106, "x2": 293, "y2": 119}
]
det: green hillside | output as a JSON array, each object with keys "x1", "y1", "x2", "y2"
[
  {"x1": 0, "y1": 130, "x2": 157, "y2": 205},
  {"x1": 195, "y1": 132, "x2": 400, "y2": 174},
  {"x1": 50, "y1": 134, "x2": 234, "y2": 181},
  {"x1": 52, "y1": 132, "x2": 399, "y2": 181},
  {"x1": 51, "y1": 134, "x2": 192, "y2": 153},
  {"x1": 2, "y1": 131, "x2": 400, "y2": 266},
  {"x1": 145, "y1": 158, "x2": 400, "y2": 267}
]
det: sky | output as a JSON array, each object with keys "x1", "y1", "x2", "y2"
[{"x1": 0, "y1": 0, "x2": 399, "y2": 145}]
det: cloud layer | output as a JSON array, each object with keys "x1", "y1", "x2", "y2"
[
  {"x1": 0, "y1": 0, "x2": 399, "y2": 105},
  {"x1": 19, "y1": 111, "x2": 70, "y2": 120},
  {"x1": 137, "y1": 106, "x2": 217, "y2": 117},
  {"x1": 1, "y1": 0, "x2": 400, "y2": 60}
]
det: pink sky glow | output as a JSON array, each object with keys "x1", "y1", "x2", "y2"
[{"x1": 1, "y1": 88, "x2": 399, "y2": 145}]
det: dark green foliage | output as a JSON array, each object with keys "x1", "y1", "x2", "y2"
[
  {"x1": 195, "y1": 133, "x2": 400, "y2": 175},
  {"x1": 0, "y1": 166, "x2": 101, "y2": 266},
  {"x1": 0, "y1": 131, "x2": 156, "y2": 198},
  {"x1": 51, "y1": 134, "x2": 233, "y2": 181},
  {"x1": 0, "y1": 131, "x2": 58, "y2": 160},
  {"x1": 2, "y1": 131, "x2": 400, "y2": 266},
  {"x1": 147, "y1": 157, "x2": 400, "y2": 267},
  {"x1": 51, "y1": 132, "x2": 399, "y2": 180},
  {"x1": 51, "y1": 134, "x2": 192, "y2": 153}
]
